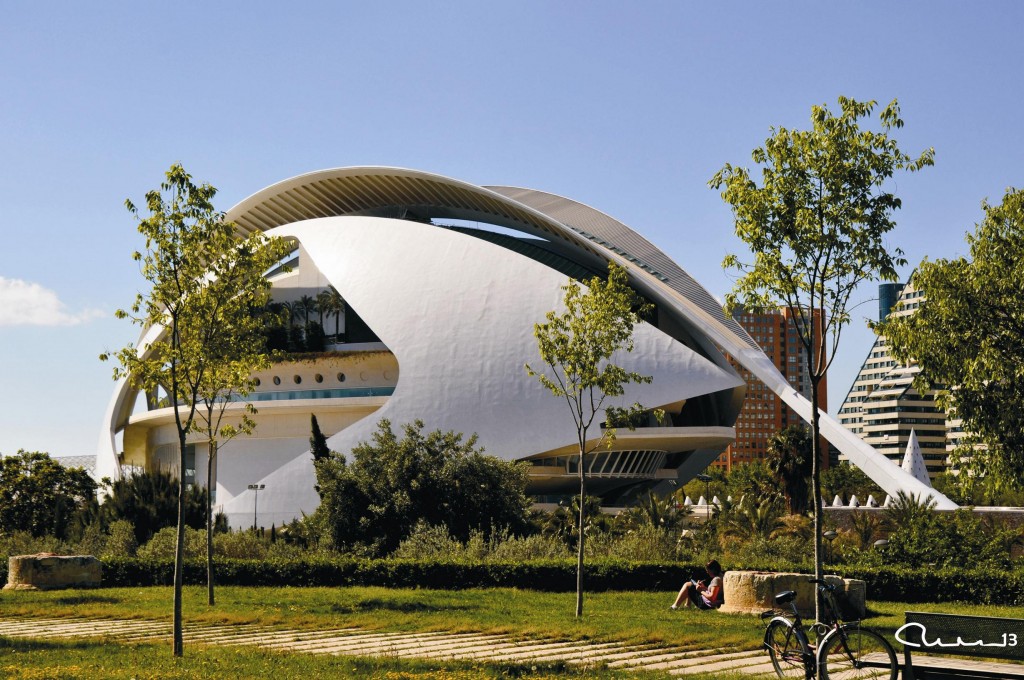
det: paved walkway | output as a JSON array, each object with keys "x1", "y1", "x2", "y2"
[{"x1": 0, "y1": 616, "x2": 777, "y2": 676}]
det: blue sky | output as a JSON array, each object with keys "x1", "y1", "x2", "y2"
[{"x1": 1, "y1": 2, "x2": 1021, "y2": 457}]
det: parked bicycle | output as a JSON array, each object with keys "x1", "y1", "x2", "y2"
[{"x1": 761, "y1": 578, "x2": 897, "y2": 680}]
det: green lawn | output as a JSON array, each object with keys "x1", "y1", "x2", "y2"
[{"x1": 2, "y1": 586, "x2": 1020, "y2": 679}]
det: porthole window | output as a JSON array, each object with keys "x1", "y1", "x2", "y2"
[
  {"x1": 293, "y1": 375, "x2": 302, "y2": 384},
  {"x1": 254, "y1": 378, "x2": 261, "y2": 387},
  {"x1": 314, "y1": 374, "x2": 323, "y2": 383},
  {"x1": 273, "y1": 376, "x2": 281, "y2": 386},
  {"x1": 337, "y1": 372, "x2": 346, "y2": 383}
]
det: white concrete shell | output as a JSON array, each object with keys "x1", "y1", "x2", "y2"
[{"x1": 98, "y1": 166, "x2": 954, "y2": 526}]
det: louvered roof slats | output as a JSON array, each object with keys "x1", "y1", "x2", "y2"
[
  {"x1": 276, "y1": 189, "x2": 321, "y2": 221},
  {"x1": 245, "y1": 205, "x2": 285, "y2": 232},
  {"x1": 338, "y1": 176, "x2": 384, "y2": 211},
  {"x1": 320, "y1": 178, "x2": 363, "y2": 213},
  {"x1": 265, "y1": 194, "x2": 311, "y2": 226},
  {"x1": 290, "y1": 184, "x2": 334, "y2": 219},
  {"x1": 305, "y1": 180, "x2": 350, "y2": 215},
  {"x1": 376, "y1": 174, "x2": 423, "y2": 208}
]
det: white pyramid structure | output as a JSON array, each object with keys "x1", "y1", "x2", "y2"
[
  {"x1": 848, "y1": 495, "x2": 860, "y2": 507},
  {"x1": 866, "y1": 494, "x2": 879, "y2": 507},
  {"x1": 901, "y1": 429, "x2": 933, "y2": 487},
  {"x1": 832, "y1": 495, "x2": 844, "y2": 507},
  {"x1": 683, "y1": 496, "x2": 693, "y2": 506}
]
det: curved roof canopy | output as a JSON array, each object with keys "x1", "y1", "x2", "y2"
[{"x1": 225, "y1": 166, "x2": 759, "y2": 352}]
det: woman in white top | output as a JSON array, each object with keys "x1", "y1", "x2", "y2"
[{"x1": 670, "y1": 559, "x2": 724, "y2": 610}]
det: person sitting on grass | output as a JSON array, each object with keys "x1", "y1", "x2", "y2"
[{"x1": 670, "y1": 559, "x2": 724, "y2": 610}]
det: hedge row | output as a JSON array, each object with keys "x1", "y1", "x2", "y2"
[
  {"x1": 97, "y1": 558, "x2": 702, "y2": 592},
  {"x1": 6, "y1": 558, "x2": 1023, "y2": 605}
]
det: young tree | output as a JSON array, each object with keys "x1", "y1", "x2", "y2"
[
  {"x1": 102, "y1": 164, "x2": 286, "y2": 656},
  {"x1": 709, "y1": 96, "x2": 934, "y2": 619},
  {"x1": 526, "y1": 262, "x2": 653, "y2": 618},
  {"x1": 878, "y1": 188, "x2": 1024, "y2": 495},
  {"x1": 193, "y1": 235, "x2": 286, "y2": 607}
]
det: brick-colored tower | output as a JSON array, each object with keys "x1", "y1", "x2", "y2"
[{"x1": 714, "y1": 308, "x2": 827, "y2": 472}]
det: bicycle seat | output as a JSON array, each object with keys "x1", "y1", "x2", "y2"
[{"x1": 774, "y1": 590, "x2": 796, "y2": 605}]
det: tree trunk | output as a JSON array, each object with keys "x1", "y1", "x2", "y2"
[
  {"x1": 173, "y1": 431, "x2": 187, "y2": 657},
  {"x1": 810, "y1": 377, "x2": 824, "y2": 625},
  {"x1": 576, "y1": 443, "x2": 585, "y2": 619},
  {"x1": 206, "y1": 440, "x2": 216, "y2": 607}
]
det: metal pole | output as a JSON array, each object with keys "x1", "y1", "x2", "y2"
[{"x1": 248, "y1": 484, "x2": 265, "y2": 531}]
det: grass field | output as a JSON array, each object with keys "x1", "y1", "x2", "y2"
[{"x1": 2, "y1": 586, "x2": 1019, "y2": 679}]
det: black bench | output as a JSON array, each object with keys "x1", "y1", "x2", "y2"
[{"x1": 900, "y1": 611, "x2": 1024, "y2": 679}]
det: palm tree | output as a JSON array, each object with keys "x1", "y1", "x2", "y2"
[
  {"x1": 281, "y1": 300, "x2": 298, "y2": 325},
  {"x1": 316, "y1": 290, "x2": 332, "y2": 328},
  {"x1": 719, "y1": 497, "x2": 786, "y2": 541},
  {"x1": 766, "y1": 425, "x2": 813, "y2": 514},
  {"x1": 322, "y1": 286, "x2": 346, "y2": 340},
  {"x1": 297, "y1": 295, "x2": 317, "y2": 325},
  {"x1": 618, "y1": 491, "x2": 689, "y2": 531}
]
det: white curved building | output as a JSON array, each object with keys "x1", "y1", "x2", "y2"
[{"x1": 98, "y1": 167, "x2": 954, "y2": 527}]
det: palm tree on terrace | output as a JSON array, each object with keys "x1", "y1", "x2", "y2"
[
  {"x1": 316, "y1": 289, "x2": 332, "y2": 328},
  {"x1": 322, "y1": 286, "x2": 346, "y2": 340},
  {"x1": 298, "y1": 295, "x2": 317, "y2": 325},
  {"x1": 281, "y1": 300, "x2": 298, "y2": 325}
]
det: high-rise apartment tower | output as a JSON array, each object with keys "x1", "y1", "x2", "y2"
[{"x1": 715, "y1": 308, "x2": 827, "y2": 471}]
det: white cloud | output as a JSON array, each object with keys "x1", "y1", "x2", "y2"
[{"x1": 0, "y1": 276, "x2": 105, "y2": 327}]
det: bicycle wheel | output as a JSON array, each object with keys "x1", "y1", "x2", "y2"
[
  {"x1": 819, "y1": 627, "x2": 897, "y2": 680},
  {"x1": 765, "y1": 619, "x2": 807, "y2": 678}
]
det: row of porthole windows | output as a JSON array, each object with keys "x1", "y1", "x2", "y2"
[{"x1": 254, "y1": 373, "x2": 348, "y2": 387}]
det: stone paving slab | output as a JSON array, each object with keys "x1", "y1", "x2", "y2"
[{"x1": 0, "y1": 616, "x2": 775, "y2": 676}]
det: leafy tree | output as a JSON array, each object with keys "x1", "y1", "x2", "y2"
[
  {"x1": 99, "y1": 469, "x2": 208, "y2": 545},
  {"x1": 822, "y1": 462, "x2": 884, "y2": 505},
  {"x1": 102, "y1": 164, "x2": 285, "y2": 656},
  {"x1": 191, "y1": 232, "x2": 285, "y2": 607},
  {"x1": 878, "y1": 188, "x2": 1024, "y2": 494},
  {"x1": 766, "y1": 425, "x2": 813, "y2": 514},
  {"x1": 0, "y1": 451, "x2": 96, "y2": 539},
  {"x1": 725, "y1": 460, "x2": 778, "y2": 503},
  {"x1": 709, "y1": 96, "x2": 934, "y2": 618},
  {"x1": 526, "y1": 262, "x2": 652, "y2": 618},
  {"x1": 878, "y1": 492, "x2": 1020, "y2": 568},
  {"x1": 313, "y1": 419, "x2": 531, "y2": 556},
  {"x1": 681, "y1": 466, "x2": 726, "y2": 506}
]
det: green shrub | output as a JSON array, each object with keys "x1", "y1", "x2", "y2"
[
  {"x1": 585, "y1": 525, "x2": 679, "y2": 561},
  {"x1": 392, "y1": 522, "x2": 465, "y2": 561},
  {"x1": 213, "y1": 530, "x2": 269, "y2": 560},
  {"x1": 102, "y1": 520, "x2": 138, "y2": 559},
  {"x1": 490, "y1": 533, "x2": 569, "y2": 561},
  {"x1": 136, "y1": 526, "x2": 206, "y2": 560}
]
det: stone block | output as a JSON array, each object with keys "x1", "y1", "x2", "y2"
[
  {"x1": 719, "y1": 570, "x2": 865, "y2": 619},
  {"x1": 4, "y1": 554, "x2": 102, "y2": 591}
]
